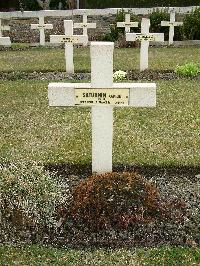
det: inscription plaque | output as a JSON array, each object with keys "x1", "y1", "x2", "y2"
[
  {"x1": 75, "y1": 88, "x2": 129, "y2": 106},
  {"x1": 135, "y1": 34, "x2": 155, "y2": 41}
]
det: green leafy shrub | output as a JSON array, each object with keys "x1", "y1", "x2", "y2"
[
  {"x1": 71, "y1": 172, "x2": 186, "y2": 231},
  {"x1": 175, "y1": 62, "x2": 200, "y2": 77},
  {"x1": 0, "y1": 161, "x2": 71, "y2": 241},
  {"x1": 183, "y1": 7, "x2": 200, "y2": 40}
]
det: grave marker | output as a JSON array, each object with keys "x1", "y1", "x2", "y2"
[
  {"x1": 0, "y1": 19, "x2": 10, "y2": 37},
  {"x1": 126, "y1": 18, "x2": 164, "y2": 71},
  {"x1": 31, "y1": 16, "x2": 53, "y2": 46},
  {"x1": 48, "y1": 42, "x2": 156, "y2": 173},
  {"x1": 117, "y1": 14, "x2": 138, "y2": 33},
  {"x1": 161, "y1": 10, "x2": 183, "y2": 45},
  {"x1": 74, "y1": 14, "x2": 96, "y2": 36},
  {"x1": 50, "y1": 20, "x2": 88, "y2": 74}
]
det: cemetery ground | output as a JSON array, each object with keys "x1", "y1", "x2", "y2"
[{"x1": 0, "y1": 45, "x2": 200, "y2": 264}]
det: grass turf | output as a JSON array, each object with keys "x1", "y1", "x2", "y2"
[
  {"x1": 0, "y1": 46, "x2": 200, "y2": 72},
  {"x1": 0, "y1": 245, "x2": 199, "y2": 266},
  {"x1": 0, "y1": 79, "x2": 199, "y2": 166}
]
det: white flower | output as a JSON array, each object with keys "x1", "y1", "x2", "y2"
[{"x1": 113, "y1": 70, "x2": 127, "y2": 82}]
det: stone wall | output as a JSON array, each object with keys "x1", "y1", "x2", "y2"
[{"x1": 2, "y1": 15, "x2": 116, "y2": 43}]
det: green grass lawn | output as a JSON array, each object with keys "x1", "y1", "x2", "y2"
[
  {"x1": 0, "y1": 46, "x2": 200, "y2": 72},
  {"x1": 0, "y1": 246, "x2": 199, "y2": 266},
  {"x1": 0, "y1": 79, "x2": 199, "y2": 166}
]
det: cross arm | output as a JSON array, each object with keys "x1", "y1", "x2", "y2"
[
  {"x1": 126, "y1": 32, "x2": 164, "y2": 42},
  {"x1": 73, "y1": 22, "x2": 96, "y2": 29},
  {"x1": 2, "y1": 25, "x2": 10, "y2": 31},
  {"x1": 48, "y1": 83, "x2": 156, "y2": 107},
  {"x1": 50, "y1": 35, "x2": 88, "y2": 45},
  {"x1": 117, "y1": 22, "x2": 139, "y2": 28},
  {"x1": 0, "y1": 37, "x2": 11, "y2": 46},
  {"x1": 31, "y1": 24, "x2": 53, "y2": 29}
]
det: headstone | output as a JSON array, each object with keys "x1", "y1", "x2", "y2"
[
  {"x1": 161, "y1": 10, "x2": 183, "y2": 45},
  {"x1": 0, "y1": 19, "x2": 10, "y2": 38},
  {"x1": 117, "y1": 14, "x2": 138, "y2": 33},
  {"x1": 0, "y1": 37, "x2": 11, "y2": 46},
  {"x1": 74, "y1": 14, "x2": 96, "y2": 42},
  {"x1": 31, "y1": 16, "x2": 53, "y2": 46},
  {"x1": 126, "y1": 18, "x2": 164, "y2": 71},
  {"x1": 48, "y1": 42, "x2": 156, "y2": 173},
  {"x1": 50, "y1": 20, "x2": 88, "y2": 74}
]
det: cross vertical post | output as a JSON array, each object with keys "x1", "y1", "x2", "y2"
[
  {"x1": 140, "y1": 18, "x2": 150, "y2": 71},
  {"x1": 64, "y1": 20, "x2": 74, "y2": 74},
  {"x1": 0, "y1": 19, "x2": 10, "y2": 38},
  {"x1": 91, "y1": 42, "x2": 114, "y2": 173}
]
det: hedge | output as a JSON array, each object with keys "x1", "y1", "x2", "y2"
[{"x1": 86, "y1": 0, "x2": 200, "y2": 9}]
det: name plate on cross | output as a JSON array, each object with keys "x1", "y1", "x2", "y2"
[
  {"x1": 135, "y1": 34, "x2": 155, "y2": 41},
  {"x1": 75, "y1": 88, "x2": 129, "y2": 106}
]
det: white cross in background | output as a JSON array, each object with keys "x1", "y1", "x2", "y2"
[
  {"x1": 50, "y1": 20, "x2": 88, "y2": 74},
  {"x1": 117, "y1": 14, "x2": 139, "y2": 33},
  {"x1": 31, "y1": 16, "x2": 53, "y2": 46},
  {"x1": 126, "y1": 18, "x2": 164, "y2": 71},
  {"x1": 74, "y1": 14, "x2": 96, "y2": 36},
  {"x1": 48, "y1": 42, "x2": 156, "y2": 174},
  {"x1": 161, "y1": 10, "x2": 183, "y2": 45},
  {"x1": 0, "y1": 19, "x2": 10, "y2": 37}
]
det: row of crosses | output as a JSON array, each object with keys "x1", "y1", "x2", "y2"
[
  {"x1": 0, "y1": 11, "x2": 183, "y2": 72},
  {"x1": 0, "y1": 11, "x2": 183, "y2": 46}
]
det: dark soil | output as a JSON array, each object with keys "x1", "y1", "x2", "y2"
[{"x1": 1, "y1": 70, "x2": 200, "y2": 81}]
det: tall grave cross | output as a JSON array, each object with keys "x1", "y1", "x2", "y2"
[
  {"x1": 50, "y1": 20, "x2": 88, "y2": 74},
  {"x1": 48, "y1": 42, "x2": 156, "y2": 173},
  {"x1": 0, "y1": 19, "x2": 10, "y2": 37},
  {"x1": 161, "y1": 10, "x2": 183, "y2": 45},
  {"x1": 126, "y1": 18, "x2": 164, "y2": 71},
  {"x1": 31, "y1": 16, "x2": 53, "y2": 46},
  {"x1": 117, "y1": 14, "x2": 138, "y2": 33},
  {"x1": 74, "y1": 14, "x2": 96, "y2": 36}
]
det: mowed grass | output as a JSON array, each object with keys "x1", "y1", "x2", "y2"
[
  {"x1": 0, "y1": 79, "x2": 199, "y2": 166},
  {"x1": 0, "y1": 245, "x2": 199, "y2": 266},
  {"x1": 0, "y1": 46, "x2": 200, "y2": 72}
]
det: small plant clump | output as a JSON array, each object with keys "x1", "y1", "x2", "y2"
[
  {"x1": 71, "y1": 172, "x2": 186, "y2": 231},
  {"x1": 175, "y1": 62, "x2": 200, "y2": 77},
  {"x1": 0, "y1": 161, "x2": 71, "y2": 241},
  {"x1": 113, "y1": 70, "x2": 127, "y2": 81}
]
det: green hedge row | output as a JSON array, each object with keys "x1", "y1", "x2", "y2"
[{"x1": 86, "y1": 0, "x2": 200, "y2": 9}]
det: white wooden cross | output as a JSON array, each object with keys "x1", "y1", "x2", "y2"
[
  {"x1": 0, "y1": 37, "x2": 11, "y2": 46},
  {"x1": 117, "y1": 14, "x2": 139, "y2": 33},
  {"x1": 31, "y1": 16, "x2": 53, "y2": 46},
  {"x1": 48, "y1": 42, "x2": 156, "y2": 174},
  {"x1": 126, "y1": 18, "x2": 164, "y2": 71},
  {"x1": 0, "y1": 19, "x2": 10, "y2": 37},
  {"x1": 50, "y1": 20, "x2": 88, "y2": 74},
  {"x1": 74, "y1": 14, "x2": 96, "y2": 36},
  {"x1": 161, "y1": 10, "x2": 183, "y2": 45}
]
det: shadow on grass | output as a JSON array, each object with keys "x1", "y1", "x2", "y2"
[{"x1": 44, "y1": 162, "x2": 200, "y2": 179}]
